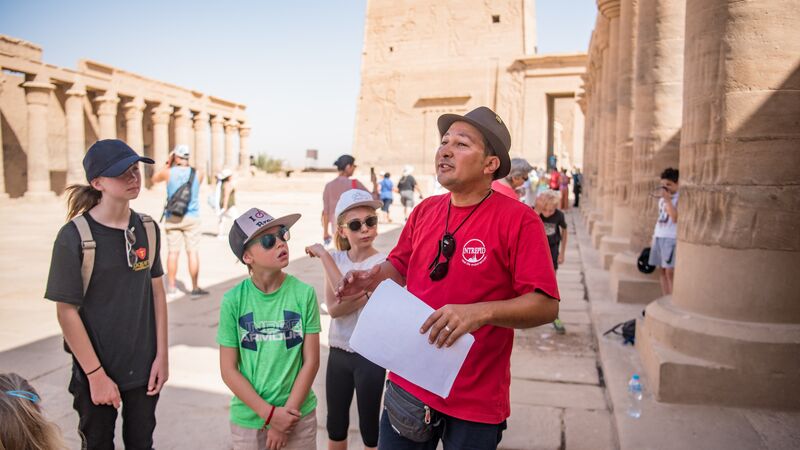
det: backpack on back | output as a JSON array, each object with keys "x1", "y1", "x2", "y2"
[{"x1": 163, "y1": 168, "x2": 195, "y2": 219}]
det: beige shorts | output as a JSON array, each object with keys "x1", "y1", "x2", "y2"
[
  {"x1": 164, "y1": 216, "x2": 201, "y2": 252},
  {"x1": 230, "y1": 411, "x2": 317, "y2": 450}
]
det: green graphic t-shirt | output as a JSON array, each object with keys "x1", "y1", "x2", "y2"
[{"x1": 216, "y1": 275, "x2": 321, "y2": 428}]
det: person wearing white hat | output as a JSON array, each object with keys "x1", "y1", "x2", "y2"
[
  {"x1": 211, "y1": 169, "x2": 237, "y2": 239},
  {"x1": 304, "y1": 189, "x2": 386, "y2": 450}
]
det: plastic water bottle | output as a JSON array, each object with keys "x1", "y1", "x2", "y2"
[{"x1": 627, "y1": 374, "x2": 643, "y2": 418}]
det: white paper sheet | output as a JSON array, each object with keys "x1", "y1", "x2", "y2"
[{"x1": 349, "y1": 279, "x2": 474, "y2": 398}]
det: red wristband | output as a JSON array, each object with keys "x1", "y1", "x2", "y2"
[{"x1": 262, "y1": 405, "x2": 276, "y2": 429}]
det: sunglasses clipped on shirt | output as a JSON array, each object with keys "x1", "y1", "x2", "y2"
[
  {"x1": 249, "y1": 225, "x2": 290, "y2": 250},
  {"x1": 344, "y1": 216, "x2": 378, "y2": 232},
  {"x1": 428, "y1": 233, "x2": 456, "y2": 281},
  {"x1": 125, "y1": 227, "x2": 138, "y2": 268}
]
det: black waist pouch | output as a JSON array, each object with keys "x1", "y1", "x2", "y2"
[{"x1": 383, "y1": 380, "x2": 439, "y2": 442}]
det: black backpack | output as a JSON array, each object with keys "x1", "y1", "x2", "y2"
[
  {"x1": 604, "y1": 319, "x2": 636, "y2": 345},
  {"x1": 163, "y1": 168, "x2": 195, "y2": 219}
]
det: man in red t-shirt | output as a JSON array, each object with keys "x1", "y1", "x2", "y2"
[{"x1": 336, "y1": 106, "x2": 560, "y2": 449}]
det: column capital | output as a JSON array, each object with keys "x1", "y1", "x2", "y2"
[
  {"x1": 224, "y1": 118, "x2": 239, "y2": 132},
  {"x1": 123, "y1": 98, "x2": 146, "y2": 120},
  {"x1": 95, "y1": 93, "x2": 120, "y2": 115},
  {"x1": 151, "y1": 103, "x2": 173, "y2": 124},
  {"x1": 193, "y1": 111, "x2": 210, "y2": 128},
  {"x1": 239, "y1": 126, "x2": 251, "y2": 138},
  {"x1": 66, "y1": 83, "x2": 87, "y2": 97},
  {"x1": 210, "y1": 114, "x2": 226, "y2": 126},
  {"x1": 174, "y1": 106, "x2": 192, "y2": 119},
  {"x1": 22, "y1": 80, "x2": 55, "y2": 105},
  {"x1": 597, "y1": 0, "x2": 621, "y2": 19}
]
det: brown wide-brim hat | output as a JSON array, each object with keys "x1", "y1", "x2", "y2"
[{"x1": 438, "y1": 106, "x2": 511, "y2": 180}]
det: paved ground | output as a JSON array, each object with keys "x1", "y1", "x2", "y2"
[{"x1": 1, "y1": 171, "x2": 797, "y2": 449}]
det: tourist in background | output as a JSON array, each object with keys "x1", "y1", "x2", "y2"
[
  {"x1": 379, "y1": 172, "x2": 394, "y2": 223},
  {"x1": 534, "y1": 190, "x2": 568, "y2": 334},
  {"x1": 559, "y1": 168, "x2": 571, "y2": 210},
  {"x1": 649, "y1": 167, "x2": 680, "y2": 295},
  {"x1": 397, "y1": 165, "x2": 424, "y2": 221},
  {"x1": 45, "y1": 140, "x2": 168, "y2": 449},
  {"x1": 492, "y1": 157, "x2": 533, "y2": 201},
  {"x1": 211, "y1": 169, "x2": 238, "y2": 240},
  {"x1": 152, "y1": 144, "x2": 209, "y2": 298},
  {"x1": 305, "y1": 189, "x2": 387, "y2": 450},
  {"x1": 572, "y1": 168, "x2": 582, "y2": 208}
]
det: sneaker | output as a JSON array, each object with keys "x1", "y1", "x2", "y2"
[
  {"x1": 552, "y1": 318, "x2": 566, "y2": 334},
  {"x1": 191, "y1": 288, "x2": 209, "y2": 299}
]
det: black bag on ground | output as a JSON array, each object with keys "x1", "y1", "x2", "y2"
[
  {"x1": 163, "y1": 168, "x2": 195, "y2": 219},
  {"x1": 604, "y1": 319, "x2": 636, "y2": 345},
  {"x1": 383, "y1": 380, "x2": 439, "y2": 443}
]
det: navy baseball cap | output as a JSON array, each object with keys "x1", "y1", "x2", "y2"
[{"x1": 83, "y1": 139, "x2": 155, "y2": 182}]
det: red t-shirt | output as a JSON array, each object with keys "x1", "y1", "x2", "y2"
[
  {"x1": 387, "y1": 192, "x2": 559, "y2": 424},
  {"x1": 490, "y1": 180, "x2": 518, "y2": 200}
]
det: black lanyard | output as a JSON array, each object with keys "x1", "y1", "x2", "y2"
[{"x1": 444, "y1": 189, "x2": 493, "y2": 237}]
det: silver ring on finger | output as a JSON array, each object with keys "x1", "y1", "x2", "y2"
[{"x1": 444, "y1": 325, "x2": 452, "y2": 332}]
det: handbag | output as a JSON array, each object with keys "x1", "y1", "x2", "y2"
[{"x1": 383, "y1": 380, "x2": 439, "y2": 442}]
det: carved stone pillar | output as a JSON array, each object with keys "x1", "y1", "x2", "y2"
[
  {"x1": 210, "y1": 115, "x2": 225, "y2": 176},
  {"x1": 173, "y1": 106, "x2": 192, "y2": 155},
  {"x1": 22, "y1": 77, "x2": 55, "y2": 199},
  {"x1": 238, "y1": 124, "x2": 251, "y2": 172},
  {"x1": 0, "y1": 70, "x2": 7, "y2": 199},
  {"x1": 586, "y1": 17, "x2": 608, "y2": 234},
  {"x1": 123, "y1": 97, "x2": 145, "y2": 153},
  {"x1": 65, "y1": 84, "x2": 87, "y2": 186},
  {"x1": 151, "y1": 103, "x2": 173, "y2": 167},
  {"x1": 591, "y1": 0, "x2": 620, "y2": 248},
  {"x1": 193, "y1": 112, "x2": 210, "y2": 177},
  {"x1": 95, "y1": 93, "x2": 119, "y2": 140},
  {"x1": 599, "y1": 0, "x2": 637, "y2": 268},
  {"x1": 638, "y1": 0, "x2": 800, "y2": 408},
  {"x1": 224, "y1": 119, "x2": 238, "y2": 170},
  {"x1": 609, "y1": 0, "x2": 684, "y2": 303}
]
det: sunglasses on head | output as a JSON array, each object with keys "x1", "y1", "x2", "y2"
[
  {"x1": 249, "y1": 226, "x2": 290, "y2": 250},
  {"x1": 125, "y1": 227, "x2": 138, "y2": 268},
  {"x1": 344, "y1": 216, "x2": 378, "y2": 231},
  {"x1": 428, "y1": 233, "x2": 456, "y2": 281}
]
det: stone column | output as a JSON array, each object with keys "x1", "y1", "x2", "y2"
[
  {"x1": 123, "y1": 97, "x2": 145, "y2": 153},
  {"x1": 609, "y1": 0, "x2": 684, "y2": 303},
  {"x1": 591, "y1": 0, "x2": 620, "y2": 249},
  {"x1": 22, "y1": 77, "x2": 56, "y2": 199},
  {"x1": 151, "y1": 103, "x2": 173, "y2": 167},
  {"x1": 224, "y1": 119, "x2": 238, "y2": 170},
  {"x1": 65, "y1": 84, "x2": 87, "y2": 186},
  {"x1": 0, "y1": 70, "x2": 7, "y2": 199},
  {"x1": 210, "y1": 115, "x2": 225, "y2": 175},
  {"x1": 95, "y1": 93, "x2": 119, "y2": 140},
  {"x1": 638, "y1": 0, "x2": 800, "y2": 408},
  {"x1": 238, "y1": 124, "x2": 251, "y2": 172},
  {"x1": 586, "y1": 18, "x2": 608, "y2": 234},
  {"x1": 193, "y1": 111, "x2": 210, "y2": 177},
  {"x1": 173, "y1": 106, "x2": 192, "y2": 152},
  {"x1": 599, "y1": 0, "x2": 637, "y2": 268}
]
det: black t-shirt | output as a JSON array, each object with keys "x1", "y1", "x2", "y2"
[
  {"x1": 539, "y1": 209, "x2": 567, "y2": 266},
  {"x1": 397, "y1": 175, "x2": 417, "y2": 191},
  {"x1": 45, "y1": 210, "x2": 164, "y2": 391}
]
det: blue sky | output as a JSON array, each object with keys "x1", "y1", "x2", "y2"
[{"x1": 0, "y1": 0, "x2": 596, "y2": 168}]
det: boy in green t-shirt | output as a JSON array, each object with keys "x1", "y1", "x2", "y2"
[{"x1": 217, "y1": 207, "x2": 321, "y2": 450}]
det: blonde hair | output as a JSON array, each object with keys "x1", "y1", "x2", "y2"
[
  {"x1": 64, "y1": 184, "x2": 102, "y2": 221},
  {"x1": 0, "y1": 373, "x2": 68, "y2": 450},
  {"x1": 334, "y1": 213, "x2": 352, "y2": 251},
  {"x1": 537, "y1": 189, "x2": 561, "y2": 207}
]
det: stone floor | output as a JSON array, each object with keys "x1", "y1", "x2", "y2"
[{"x1": 0, "y1": 172, "x2": 797, "y2": 449}]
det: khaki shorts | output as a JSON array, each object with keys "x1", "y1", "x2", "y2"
[
  {"x1": 230, "y1": 411, "x2": 317, "y2": 450},
  {"x1": 164, "y1": 216, "x2": 201, "y2": 252}
]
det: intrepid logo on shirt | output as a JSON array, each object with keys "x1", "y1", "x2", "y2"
[{"x1": 462, "y1": 238, "x2": 487, "y2": 266}]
